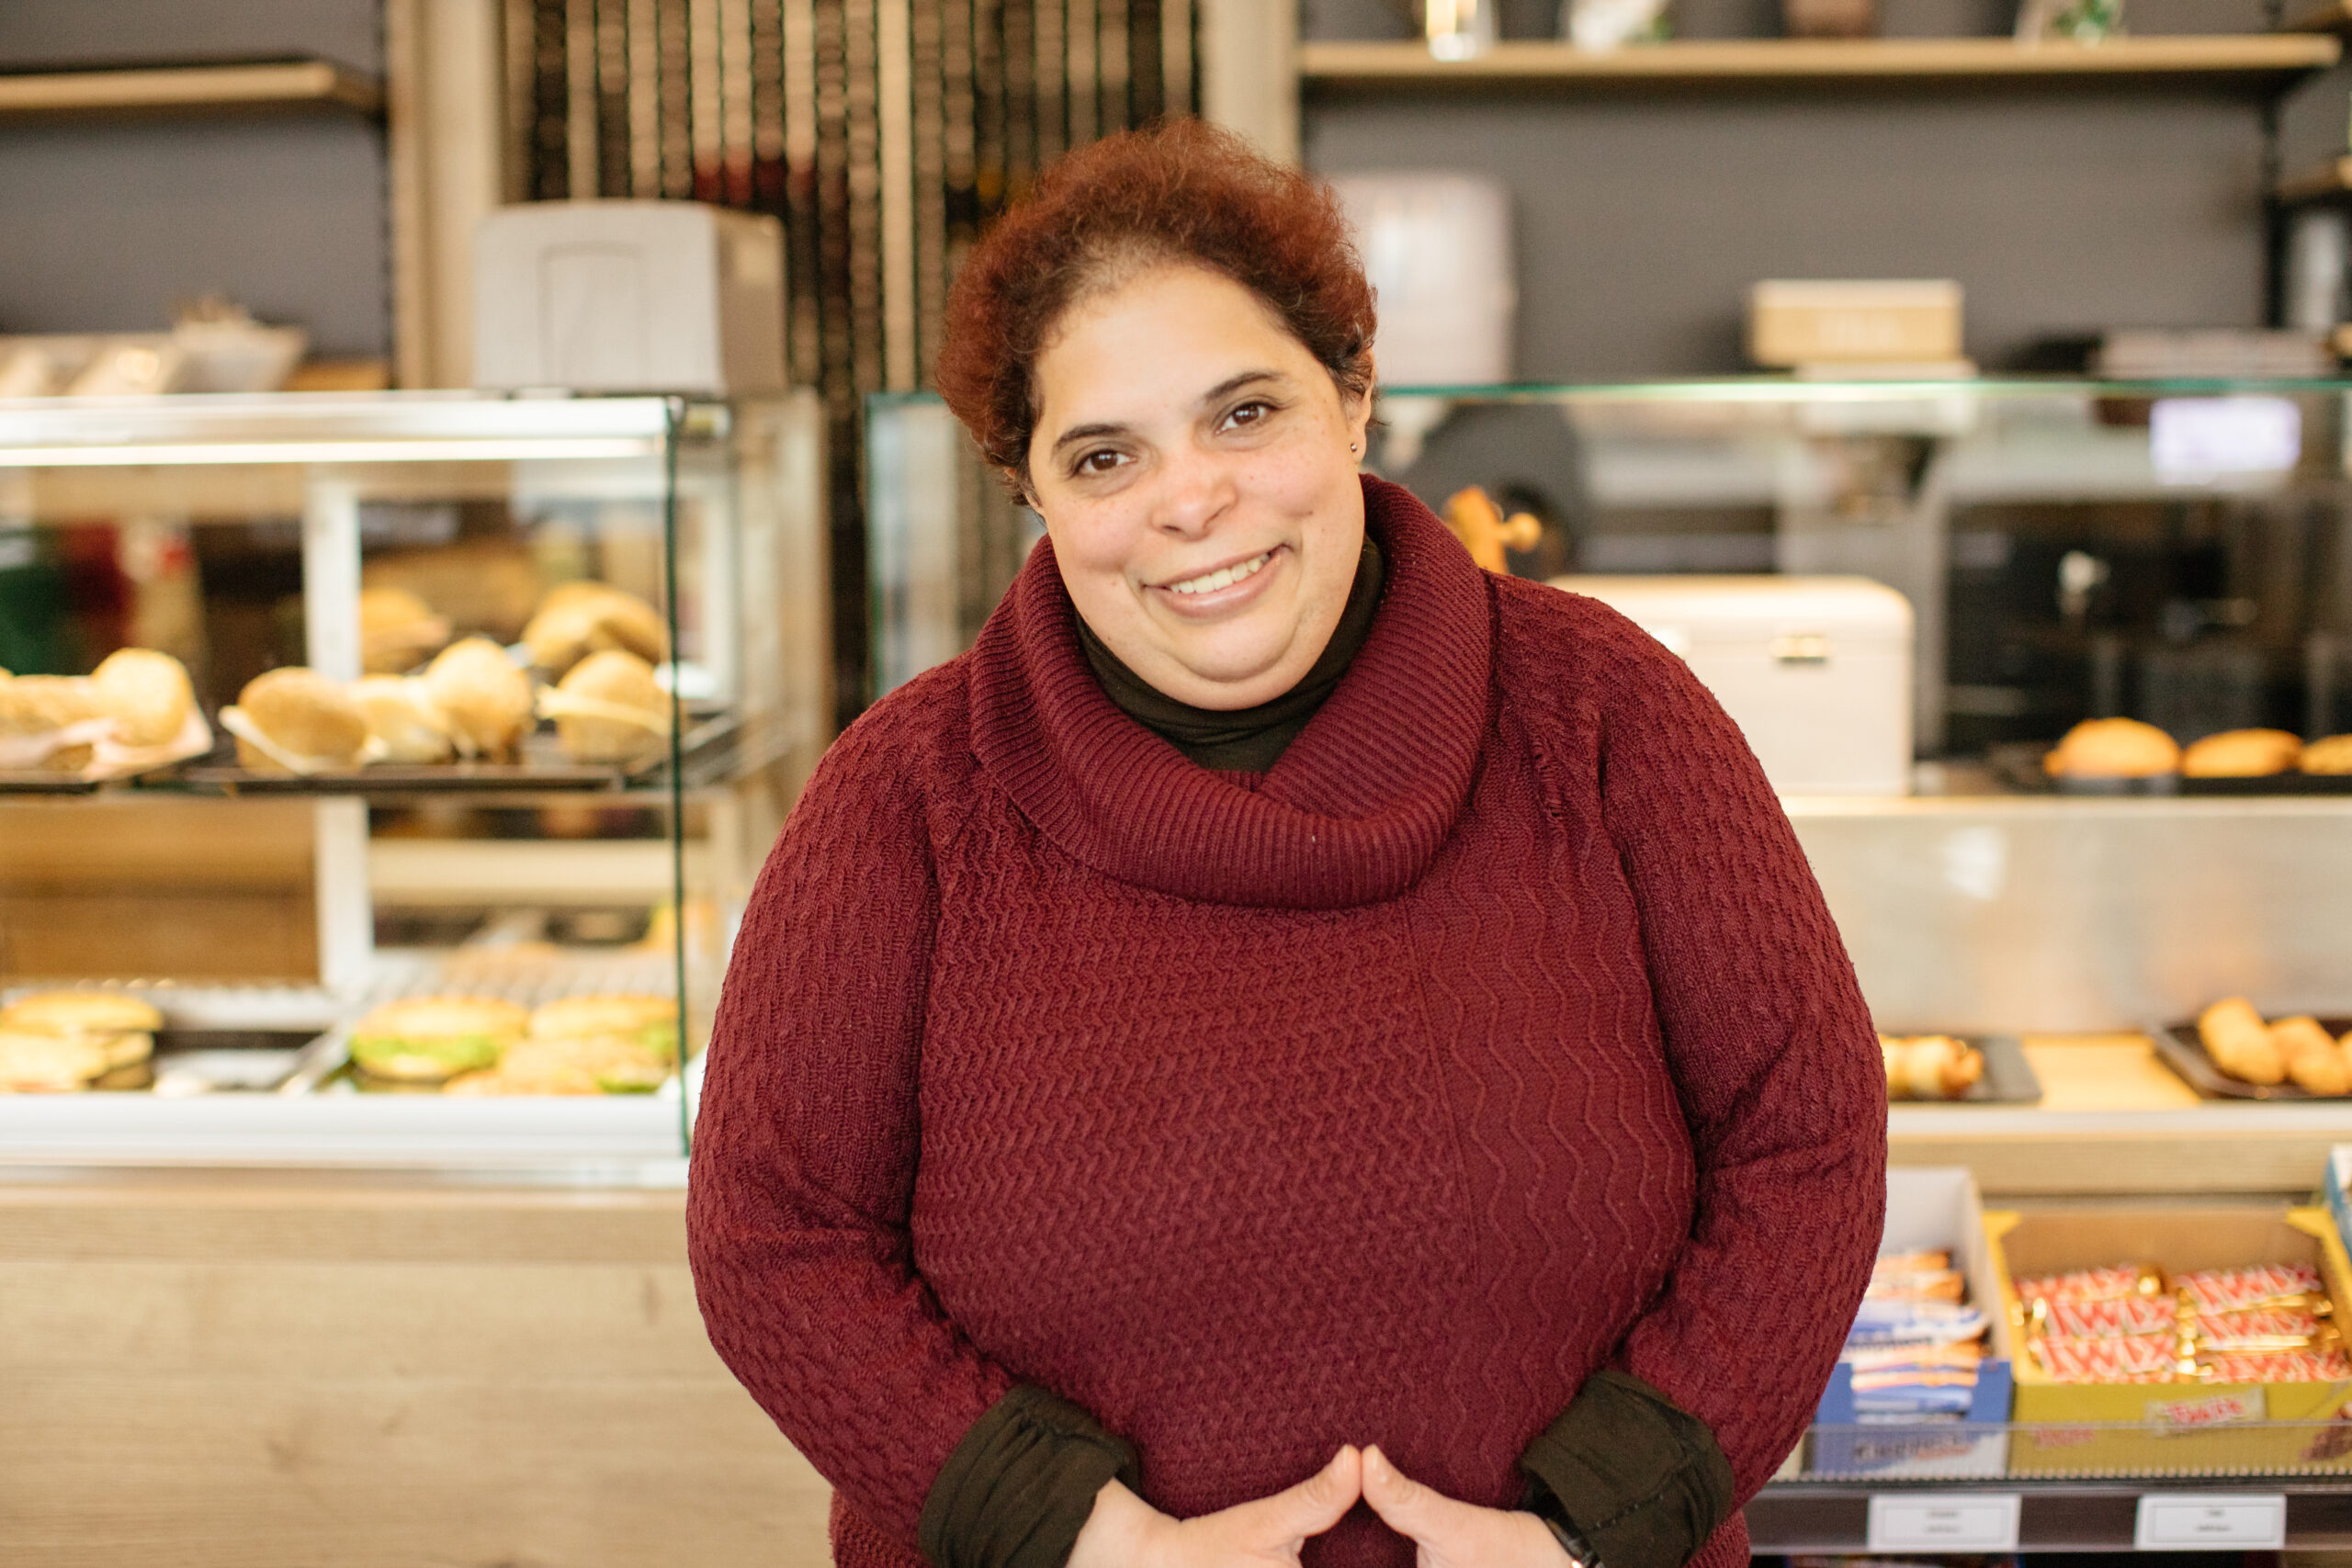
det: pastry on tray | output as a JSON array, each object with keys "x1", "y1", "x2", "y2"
[
  {"x1": 522, "y1": 583, "x2": 668, "y2": 676},
  {"x1": 351, "y1": 675, "x2": 455, "y2": 764},
  {"x1": 221, "y1": 668, "x2": 369, "y2": 775},
  {"x1": 420, "y1": 637, "x2": 534, "y2": 761},
  {"x1": 2303, "y1": 735, "x2": 2352, "y2": 775},
  {"x1": 2195, "y1": 996, "x2": 2352, "y2": 1094},
  {"x1": 347, "y1": 996, "x2": 529, "y2": 1085},
  {"x1": 1881, "y1": 1032, "x2": 1984, "y2": 1100},
  {"x1": 538, "y1": 649, "x2": 670, "y2": 764},
  {"x1": 2181, "y1": 728, "x2": 2301, "y2": 779},
  {"x1": 357, "y1": 585, "x2": 452, "y2": 675},
  {"x1": 0, "y1": 991, "x2": 161, "y2": 1071},
  {"x1": 0, "y1": 674, "x2": 107, "y2": 773},
  {"x1": 2043, "y1": 717, "x2": 2179, "y2": 780}
]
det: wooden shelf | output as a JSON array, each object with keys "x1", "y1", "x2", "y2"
[
  {"x1": 1299, "y1": 35, "x2": 2340, "y2": 90},
  {"x1": 2289, "y1": 2, "x2": 2352, "y2": 39},
  {"x1": 0, "y1": 60, "x2": 382, "y2": 122},
  {"x1": 2281, "y1": 153, "x2": 2352, "y2": 203}
]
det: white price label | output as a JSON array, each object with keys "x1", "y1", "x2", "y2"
[
  {"x1": 1865, "y1": 1494, "x2": 2022, "y2": 1553},
  {"x1": 2134, "y1": 1494, "x2": 2287, "y2": 1551}
]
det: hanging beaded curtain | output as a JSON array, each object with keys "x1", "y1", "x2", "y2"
[{"x1": 505, "y1": 0, "x2": 1197, "y2": 720}]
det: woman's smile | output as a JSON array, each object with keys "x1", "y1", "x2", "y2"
[{"x1": 1148, "y1": 545, "x2": 1284, "y2": 616}]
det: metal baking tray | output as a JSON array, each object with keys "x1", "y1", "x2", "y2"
[
  {"x1": 107, "y1": 1027, "x2": 329, "y2": 1095},
  {"x1": 2151, "y1": 1017, "x2": 2352, "y2": 1101},
  {"x1": 1886, "y1": 1033, "x2": 2042, "y2": 1105},
  {"x1": 1988, "y1": 742, "x2": 2352, "y2": 796},
  {"x1": 163, "y1": 707, "x2": 737, "y2": 795}
]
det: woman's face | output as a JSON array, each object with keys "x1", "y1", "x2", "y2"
[{"x1": 1024, "y1": 263, "x2": 1373, "y2": 712}]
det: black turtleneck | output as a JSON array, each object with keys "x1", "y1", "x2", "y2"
[{"x1": 1075, "y1": 536, "x2": 1385, "y2": 773}]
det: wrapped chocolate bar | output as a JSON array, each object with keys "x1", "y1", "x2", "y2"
[
  {"x1": 1867, "y1": 1251, "x2": 1966, "y2": 1303},
  {"x1": 2036, "y1": 1293, "x2": 2178, "y2": 1341},
  {"x1": 2177, "y1": 1263, "x2": 2324, "y2": 1316},
  {"x1": 2194, "y1": 1306, "x2": 2329, "y2": 1353},
  {"x1": 1849, "y1": 1298, "x2": 1988, "y2": 1348},
  {"x1": 2202, "y1": 1347, "x2": 2352, "y2": 1383},
  {"x1": 2017, "y1": 1263, "x2": 2165, "y2": 1305},
  {"x1": 2031, "y1": 1331, "x2": 2187, "y2": 1383}
]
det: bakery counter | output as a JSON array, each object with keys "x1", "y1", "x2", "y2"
[
  {"x1": 1892, "y1": 1032, "x2": 2352, "y2": 1198},
  {"x1": 0, "y1": 1162, "x2": 832, "y2": 1568}
]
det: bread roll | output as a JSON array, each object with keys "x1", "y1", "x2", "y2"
[
  {"x1": 2302, "y1": 735, "x2": 2352, "y2": 775},
  {"x1": 0, "y1": 1029, "x2": 111, "y2": 1092},
  {"x1": 90, "y1": 649, "x2": 195, "y2": 749},
  {"x1": 522, "y1": 583, "x2": 668, "y2": 675},
  {"x1": 421, "y1": 637, "x2": 533, "y2": 760},
  {"x1": 1881, "y1": 1033, "x2": 1984, "y2": 1100},
  {"x1": 2046, "y1": 717, "x2": 2181, "y2": 779},
  {"x1": 543, "y1": 649, "x2": 668, "y2": 763},
  {"x1": 358, "y1": 585, "x2": 451, "y2": 675},
  {"x1": 529, "y1": 993, "x2": 675, "y2": 1042},
  {"x1": 0, "y1": 990, "x2": 161, "y2": 1070},
  {"x1": 0, "y1": 675, "x2": 106, "y2": 771},
  {"x1": 351, "y1": 675, "x2": 454, "y2": 764},
  {"x1": 348, "y1": 995, "x2": 528, "y2": 1084},
  {"x1": 2199, "y1": 996, "x2": 2287, "y2": 1086},
  {"x1": 447, "y1": 1033, "x2": 667, "y2": 1095},
  {"x1": 2273, "y1": 1015, "x2": 2350, "y2": 1095},
  {"x1": 224, "y1": 668, "x2": 368, "y2": 774},
  {"x1": 2183, "y1": 728, "x2": 2302, "y2": 779}
]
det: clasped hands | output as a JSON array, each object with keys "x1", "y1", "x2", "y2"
[{"x1": 1066, "y1": 1443, "x2": 1573, "y2": 1568}]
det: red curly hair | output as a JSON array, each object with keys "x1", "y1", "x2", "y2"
[{"x1": 936, "y1": 118, "x2": 1376, "y2": 480}]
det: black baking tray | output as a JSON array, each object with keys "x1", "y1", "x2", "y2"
[
  {"x1": 1886, "y1": 1033, "x2": 2042, "y2": 1105},
  {"x1": 1988, "y1": 742, "x2": 2352, "y2": 796},
  {"x1": 162, "y1": 708, "x2": 737, "y2": 795},
  {"x1": 2151, "y1": 1016, "x2": 2352, "y2": 1101}
]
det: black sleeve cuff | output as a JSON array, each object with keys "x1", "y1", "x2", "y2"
[
  {"x1": 918, "y1": 1384, "x2": 1143, "y2": 1568},
  {"x1": 1518, "y1": 1369, "x2": 1736, "y2": 1568}
]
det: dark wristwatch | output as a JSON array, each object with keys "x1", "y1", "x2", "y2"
[{"x1": 1535, "y1": 1512, "x2": 1604, "y2": 1568}]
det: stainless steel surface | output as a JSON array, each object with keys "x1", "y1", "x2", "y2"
[
  {"x1": 1791, "y1": 795, "x2": 2352, "y2": 1032},
  {"x1": 0, "y1": 389, "x2": 674, "y2": 455}
]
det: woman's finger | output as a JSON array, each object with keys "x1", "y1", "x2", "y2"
[
  {"x1": 1360, "y1": 1445, "x2": 1469, "y2": 1545},
  {"x1": 1224, "y1": 1444, "x2": 1363, "y2": 1545}
]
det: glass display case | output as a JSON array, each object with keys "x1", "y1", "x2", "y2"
[{"x1": 0, "y1": 391, "x2": 829, "y2": 1163}]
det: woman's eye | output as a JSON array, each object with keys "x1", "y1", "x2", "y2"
[
  {"x1": 1074, "y1": 449, "x2": 1123, "y2": 476},
  {"x1": 1223, "y1": 400, "x2": 1272, "y2": 430}
]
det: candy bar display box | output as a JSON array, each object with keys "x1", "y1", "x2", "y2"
[
  {"x1": 1989, "y1": 1205, "x2": 2352, "y2": 1476},
  {"x1": 1808, "y1": 1166, "x2": 2015, "y2": 1479}
]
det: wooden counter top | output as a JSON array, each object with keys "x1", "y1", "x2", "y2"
[{"x1": 1892, "y1": 1032, "x2": 2347, "y2": 1198}]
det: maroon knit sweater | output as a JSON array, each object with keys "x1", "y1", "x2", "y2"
[{"x1": 688, "y1": 478, "x2": 1885, "y2": 1568}]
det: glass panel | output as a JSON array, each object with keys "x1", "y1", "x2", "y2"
[{"x1": 0, "y1": 391, "x2": 829, "y2": 1166}]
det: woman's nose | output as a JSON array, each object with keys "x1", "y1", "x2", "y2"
[{"x1": 1149, "y1": 443, "x2": 1233, "y2": 537}]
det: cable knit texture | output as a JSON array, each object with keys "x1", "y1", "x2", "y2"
[{"x1": 687, "y1": 476, "x2": 1886, "y2": 1568}]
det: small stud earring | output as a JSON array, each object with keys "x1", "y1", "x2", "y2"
[{"x1": 1349, "y1": 441, "x2": 1360, "y2": 454}]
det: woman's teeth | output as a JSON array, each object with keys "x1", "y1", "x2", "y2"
[{"x1": 1166, "y1": 550, "x2": 1272, "y2": 596}]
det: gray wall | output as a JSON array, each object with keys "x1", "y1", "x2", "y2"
[
  {"x1": 1306, "y1": 0, "x2": 2352, "y2": 378},
  {"x1": 0, "y1": 1, "x2": 388, "y2": 358}
]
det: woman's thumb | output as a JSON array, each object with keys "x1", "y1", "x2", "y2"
[
  {"x1": 1360, "y1": 1446, "x2": 1433, "y2": 1534},
  {"x1": 1273, "y1": 1445, "x2": 1363, "y2": 1534}
]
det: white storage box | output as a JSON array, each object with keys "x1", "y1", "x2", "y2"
[
  {"x1": 1549, "y1": 574, "x2": 1913, "y2": 796},
  {"x1": 1329, "y1": 173, "x2": 1513, "y2": 388},
  {"x1": 474, "y1": 201, "x2": 786, "y2": 394}
]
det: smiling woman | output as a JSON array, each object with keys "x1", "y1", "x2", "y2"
[{"x1": 688, "y1": 121, "x2": 1886, "y2": 1568}]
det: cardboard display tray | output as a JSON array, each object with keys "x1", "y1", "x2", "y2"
[
  {"x1": 2153, "y1": 1018, "x2": 2352, "y2": 1101},
  {"x1": 165, "y1": 708, "x2": 735, "y2": 795},
  {"x1": 1988, "y1": 1204, "x2": 2352, "y2": 1477}
]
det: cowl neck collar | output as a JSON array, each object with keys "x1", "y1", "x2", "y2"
[{"x1": 967, "y1": 475, "x2": 1493, "y2": 910}]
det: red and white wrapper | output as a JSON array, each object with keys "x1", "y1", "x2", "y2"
[
  {"x1": 2202, "y1": 1348, "x2": 2352, "y2": 1383},
  {"x1": 2040, "y1": 1294, "x2": 2178, "y2": 1340},
  {"x1": 2033, "y1": 1331, "x2": 2185, "y2": 1383},
  {"x1": 2177, "y1": 1263, "x2": 2324, "y2": 1316},
  {"x1": 2194, "y1": 1306, "x2": 2326, "y2": 1352},
  {"x1": 2018, "y1": 1264, "x2": 2162, "y2": 1305}
]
